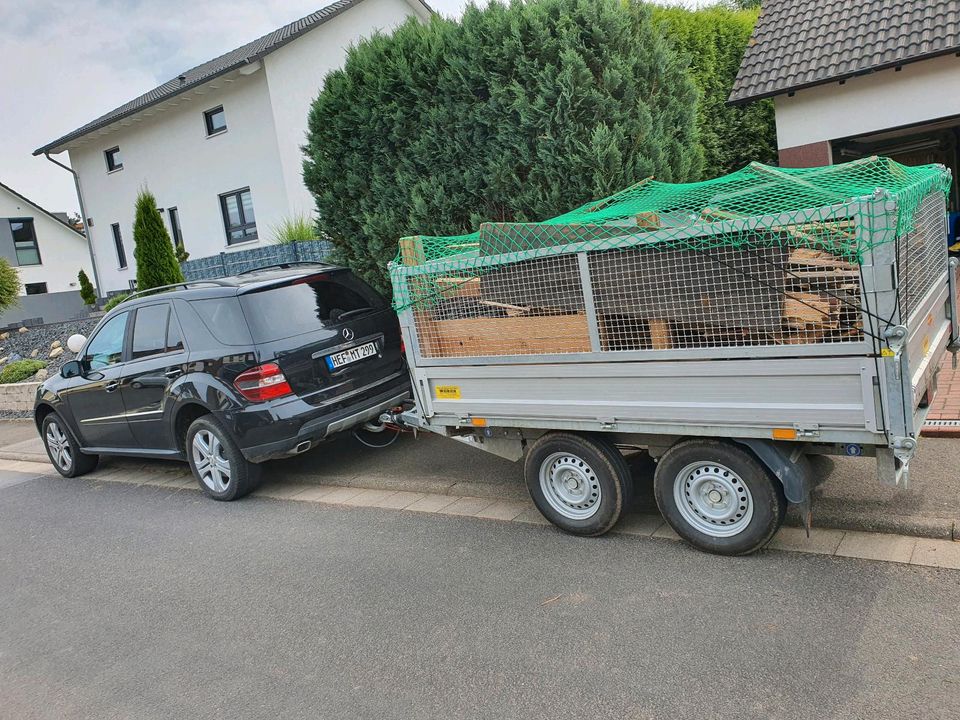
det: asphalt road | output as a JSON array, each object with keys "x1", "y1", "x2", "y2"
[{"x1": 2, "y1": 470, "x2": 959, "y2": 720}]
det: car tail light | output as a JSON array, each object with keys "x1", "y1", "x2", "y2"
[{"x1": 233, "y1": 362, "x2": 293, "y2": 402}]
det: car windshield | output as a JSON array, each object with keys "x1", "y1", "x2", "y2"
[{"x1": 240, "y1": 272, "x2": 385, "y2": 343}]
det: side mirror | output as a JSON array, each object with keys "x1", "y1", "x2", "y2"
[
  {"x1": 60, "y1": 360, "x2": 83, "y2": 379},
  {"x1": 66, "y1": 334, "x2": 87, "y2": 354}
]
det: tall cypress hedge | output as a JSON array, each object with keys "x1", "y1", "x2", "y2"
[
  {"x1": 304, "y1": 0, "x2": 701, "y2": 291},
  {"x1": 133, "y1": 189, "x2": 184, "y2": 292},
  {"x1": 653, "y1": 4, "x2": 776, "y2": 178}
]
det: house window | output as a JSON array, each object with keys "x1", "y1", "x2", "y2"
[
  {"x1": 204, "y1": 106, "x2": 226, "y2": 136},
  {"x1": 219, "y1": 188, "x2": 257, "y2": 244},
  {"x1": 9, "y1": 219, "x2": 41, "y2": 265},
  {"x1": 24, "y1": 282, "x2": 48, "y2": 295},
  {"x1": 105, "y1": 146, "x2": 123, "y2": 172},
  {"x1": 168, "y1": 207, "x2": 184, "y2": 249},
  {"x1": 111, "y1": 223, "x2": 127, "y2": 268}
]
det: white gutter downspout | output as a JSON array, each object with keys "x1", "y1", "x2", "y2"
[{"x1": 43, "y1": 152, "x2": 103, "y2": 299}]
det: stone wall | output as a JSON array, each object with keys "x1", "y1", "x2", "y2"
[{"x1": 0, "y1": 382, "x2": 40, "y2": 414}]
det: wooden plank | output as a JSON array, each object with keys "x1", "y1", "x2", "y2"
[
  {"x1": 398, "y1": 235, "x2": 426, "y2": 266},
  {"x1": 435, "y1": 276, "x2": 480, "y2": 298},
  {"x1": 648, "y1": 319, "x2": 673, "y2": 349},
  {"x1": 783, "y1": 292, "x2": 839, "y2": 330},
  {"x1": 636, "y1": 212, "x2": 660, "y2": 229},
  {"x1": 419, "y1": 314, "x2": 591, "y2": 357}
]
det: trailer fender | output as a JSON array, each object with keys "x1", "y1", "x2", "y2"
[{"x1": 734, "y1": 439, "x2": 812, "y2": 505}]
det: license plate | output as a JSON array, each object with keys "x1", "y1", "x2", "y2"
[{"x1": 326, "y1": 341, "x2": 377, "y2": 370}]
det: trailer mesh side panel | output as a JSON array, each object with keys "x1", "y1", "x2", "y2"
[
  {"x1": 392, "y1": 157, "x2": 952, "y2": 359},
  {"x1": 897, "y1": 191, "x2": 948, "y2": 321}
]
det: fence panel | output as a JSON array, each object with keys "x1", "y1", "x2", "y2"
[{"x1": 180, "y1": 240, "x2": 333, "y2": 281}]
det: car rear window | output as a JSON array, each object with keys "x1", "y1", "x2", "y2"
[{"x1": 240, "y1": 272, "x2": 386, "y2": 343}]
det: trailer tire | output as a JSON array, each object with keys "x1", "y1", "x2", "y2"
[
  {"x1": 654, "y1": 440, "x2": 786, "y2": 556},
  {"x1": 524, "y1": 433, "x2": 626, "y2": 537}
]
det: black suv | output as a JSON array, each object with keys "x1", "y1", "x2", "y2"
[{"x1": 34, "y1": 264, "x2": 410, "y2": 500}]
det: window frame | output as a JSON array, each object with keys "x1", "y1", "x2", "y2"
[
  {"x1": 203, "y1": 105, "x2": 227, "y2": 136},
  {"x1": 8, "y1": 218, "x2": 42, "y2": 266},
  {"x1": 219, "y1": 187, "x2": 258, "y2": 245},
  {"x1": 168, "y1": 206, "x2": 184, "y2": 249},
  {"x1": 111, "y1": 223, "x2": 127, "y2": 269},
  {"x1": 104, "y1": 146, "x2": 123, "y2": 172},
  {"x1": 24, "y1": 282, "x2": 48, "y2": 295}
]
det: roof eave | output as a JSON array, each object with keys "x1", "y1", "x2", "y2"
[
  {"x1": 0, "y1": 181, "x2": 84, "y2": 236},
  {"x1": 727, "y1": 46, "x2": 960, "y2": 107},
  {"x1": 32, "y1": 61, "x2": 253, "y2": 156}
]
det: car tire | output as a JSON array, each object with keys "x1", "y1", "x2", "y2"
[
  {"x1": 654, "y1": 439, "x2": 787, "y2": 556},
  {"x1": 186, "y1": 415, "x2": 261, "y2": 501},
  {"x1": 41, "y1": 412, "x2": 99, "y2": 478},
  {"x1": 524, "y1": 432, "x2": 628, "y2": 537}
]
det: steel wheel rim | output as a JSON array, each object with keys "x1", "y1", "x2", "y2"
[
  {"x1": 45, "y1": 421, "x2": 72, "y2": 471},
  {"x1": 539, "y1": 451, "x2": 602, "y2": 520},
  {"x1": 192, "y1": 430, "x2": 232, "y2": 493},
  {"x1": 673, "y1": 461, "x2": 754, "y2": 538}
]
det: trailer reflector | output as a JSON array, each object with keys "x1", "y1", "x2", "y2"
[
  {"x1": 470, "y1": 417, "x2": 487, "y2": 427},
  {"x1": 772, "y1": 428, "x2": 797, "y2": 440}
]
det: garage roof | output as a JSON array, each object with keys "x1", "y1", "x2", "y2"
[{"x1": 728, "y1": 0, "x2": 960, "y2": 105}]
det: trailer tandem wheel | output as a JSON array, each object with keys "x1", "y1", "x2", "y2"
[
  {"x1": 524, "y1": 432, "x2": 629, "y2": 537},
  {"x1": 654, "y1": 439, "x2": 787, "y2": 556}
]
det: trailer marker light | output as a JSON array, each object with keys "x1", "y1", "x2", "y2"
[
  {"x1": 772, "y1": 428, "x2": 797, "y2": 440},
  {"x1": 470, "y1": 417, "x2": 487, "y2": 427}
]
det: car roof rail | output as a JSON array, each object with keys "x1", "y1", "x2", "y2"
[
  {"x1": 120, "y1": 279, "x2": 235, "y2": 303},
  {"x1": 236, "y1": 261, "x2": 333, "y2": 275}
]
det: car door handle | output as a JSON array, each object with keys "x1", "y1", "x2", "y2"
[
  {"x1": 164, "y1": 369, "x2": 183, "y2": 379},
  {"x1": 104, "y1": 381, "x2": 120, "y2": 393}
]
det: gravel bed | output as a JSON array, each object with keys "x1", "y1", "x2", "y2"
[{"x1": 0, "y1": 317, "x2": 101, "y2": 382}]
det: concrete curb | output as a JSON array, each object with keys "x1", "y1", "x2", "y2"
[
  {"x1": 5, "y1": 451, "x2": 957, "y2": 542},
  {"x1": 11, "y1": 459, "x2": 957, "y2": 570}
]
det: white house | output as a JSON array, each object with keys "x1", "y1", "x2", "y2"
[
  {"x1": 0, "y1": 181, "x2": 95, "y2": 327},
  {"x1": 34, "y1": 0, "x2": 432, "y2": 294},
  {"x1": 729, "y1": 0, "x2": 960, "y2": 212}
]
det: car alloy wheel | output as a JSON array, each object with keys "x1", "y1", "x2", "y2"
[
  {"x1": 45, "y1": 420, "x2": 73, "y2": 472},
  {"x1": 192, "y1": 429, "x2": 232, "y2": 493}
]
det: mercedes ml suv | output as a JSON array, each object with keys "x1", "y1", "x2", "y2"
[{"x1": 34, "y1": 264, "x2": 410, "y2": 500}]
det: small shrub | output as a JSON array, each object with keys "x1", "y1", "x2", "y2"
[
  {"x1": 0, "y1": 359, "x2": 46, "y2": 384},
  {"x1": 78, "y1": 269, "x2": 97, "y2": 305},
  {"x1": 0, "y1": 258, "x2": 21, "y2": 312},
  {"x1": 103, "y1": 293, "x2": 130, "y2": 312},
  {"x1": 271, "y1": 215, "x2": 318, "y2": 244}
]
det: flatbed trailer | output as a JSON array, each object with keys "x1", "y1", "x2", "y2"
[{"x1": 384, "y1": 159, "x2": 958, "y2": 555}]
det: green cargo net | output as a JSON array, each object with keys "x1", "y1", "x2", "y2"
[{"x1": 389, "y1": 157, "x2": 951, "y2": 358}]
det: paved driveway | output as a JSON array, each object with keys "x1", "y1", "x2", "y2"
[{"x1": 1, "y1": 472, "x2": 958, "y2": 720}]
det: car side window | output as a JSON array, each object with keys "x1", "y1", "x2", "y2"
[
  {"x1": 85, "y1": 312, "x2": 129, "y2": 370},
  {"x1": 131, "y1": 304, "x2": 171, "y2": 360},
  {"x1": 166, "y1": 309, "x2": 184, "y2": 353}
]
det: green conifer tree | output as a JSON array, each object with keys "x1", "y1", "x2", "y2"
[
  {"x1": 0, "y1": 259, "x2": 20, "y2": 312},
  {"x1": 78, "y1": 269, "x2": 96, "y2": 305},
  {"x1": 133, "y1": 188, "x2": 184, "y2": 291},
  {"x1": 303, "y1": 0, "x2": 701, "y2": 292}
]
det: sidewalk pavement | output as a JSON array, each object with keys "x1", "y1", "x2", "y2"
[{"x1": 4, "y1": 419, "x2": 957, "y2": 541}]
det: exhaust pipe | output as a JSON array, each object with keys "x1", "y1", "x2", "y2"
[{"x1": 294, "y1": 440, "x2": 312, "y2": 454}]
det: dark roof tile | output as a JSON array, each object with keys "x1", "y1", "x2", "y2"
[{"x1": 729, "y1": 0, "x2": 960, "y2": 104}]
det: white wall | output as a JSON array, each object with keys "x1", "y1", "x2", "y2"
[
  {"x1": 0, "y1": 187, "x2": 92, "y2": 294},
  {"x1": 67, "y1": 68, "x2": 288, "y2": 292},
  {"x1": 263, "y1": 0, "x2": 428, "y2": 217},
  {"x1": 775, "y1": 54, "x2": 960, "y2": 149}
]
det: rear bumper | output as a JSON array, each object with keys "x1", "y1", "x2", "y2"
[{"x1": 237, "y1": 377, "x2": 411, "y2": 463}]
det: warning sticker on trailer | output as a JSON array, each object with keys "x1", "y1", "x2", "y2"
[{"x1": 435, "y1": 384, "x2": 461, "y2": 400}]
